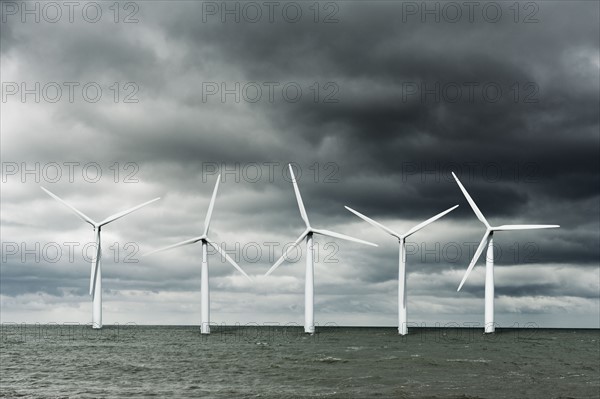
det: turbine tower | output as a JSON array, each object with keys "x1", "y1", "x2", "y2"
[
  {"x1": 265, "y1": 164, "x2": 378, "y2": 334},
  {"x1": 345, "y1": 204, "x2": 458, "y2": 335},
  {"x1": 41, "y1": 187, "x2": 160, "y2": 329},
  {"x1": 451, "y1": 172, "x2": 559, "y2": 333},
  {"x1": 144, "y1": 175, "x2": 250, "y2": 334}
]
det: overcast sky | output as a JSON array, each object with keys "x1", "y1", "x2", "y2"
[{"x1": 1, "y1": 1, "x2": 598, "y2": 328}]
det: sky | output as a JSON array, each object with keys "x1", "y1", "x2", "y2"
[{"x1": 1, "y1": 1, "x2": 598, "y2": 329}]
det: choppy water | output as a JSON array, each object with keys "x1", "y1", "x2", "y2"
[{"x1": 1, "y1": 326, "x2": 598, "y2": 398}]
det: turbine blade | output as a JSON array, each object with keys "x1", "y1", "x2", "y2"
[
  {"x1": 89, "y1": 230, "x2": 101, "y2": 296},
  {"x1": 312, "y1": 228, "x2": 378, "y2": 247},
  {"x1": 451, "y1": 172, "x2": 490, "y2": 228},
  {"x1": 264, "y1": 229, "x2": 309, "y2": 276},
  {"x1": 457, "y1": 231, "x2": 491, "y2": 292},
  {"x1": 203, "y1": 175, "x2": 221, "y2": 236},
  {"x1": 206, "y1": 238, "x2": 251, "y2": 281},
  {"x1": 344, "y1": 206, "x2": 400, "y2": 238},
  {"x1": 289, "y1": 164, "x2": 310, "y2": 228},
  {"x1": 143, "y1": 236, "x2": 203, "y2": 256},
  {"x1": 403, "y1": 205, "x2": 459, "y2": 238},
  {"x1": 493, "y1": 224, "x2": 560, "y2": 231},
  {"x1": 41, "y1": 187, "x2": 95, "y2": 226},
  {"x1": 99, "y1": 197, "x2": 161, "y2": 226}
]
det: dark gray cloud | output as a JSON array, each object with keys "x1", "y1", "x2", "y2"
[{"x1": 1, "y1": 1, "x2": 598, "y2": 328}]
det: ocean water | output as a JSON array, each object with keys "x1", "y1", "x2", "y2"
[{"x1": 1, "y1": 326, "x2": 598, "y2": 398}]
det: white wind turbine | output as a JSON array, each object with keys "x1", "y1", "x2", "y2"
[
  {"x1": 41, "y1": 187, "x2": 160, "y2": 329},
  {"x1": 144, "y1": 175, "x2": 250, "y2": 334},
  {"x1": 265, "y1": 164, "x2": 378, "y2": 334},
  {"x1": 451, "y1": 172, "x2": 559, "y2": 333},
  {"x1": 345, "y1": 204, "x2": 458, "y2": 335}
]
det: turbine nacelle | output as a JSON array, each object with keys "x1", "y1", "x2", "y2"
[
  {"x1": 264, "y1": 164, "x2": 377, "y2": 277},
  {"x1": 40, "y1": 186, "x2": 161, "y2": 297},
  {"x1": 41, "y1": 187, "x2": 160, "y2": 230},
  {"x1": 451, "y1": 172, "x2": 559, "y2": 292},
  {"x1": 143, "y1": 175, "x2": 251, "y2": 281},
  {"x1": 344, "y1": 204, "x2": 459, "y2": 242}
]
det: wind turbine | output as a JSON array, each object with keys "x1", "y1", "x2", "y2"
[
  {"x1": 144, "y1": 175, "x2": 250, "y2": 334},
  {"x1": 451, "y1": 172, "x2": 559, "y2": 333},
  {"x1": 345, "y1": 204, "x2": 458, "y2": 335},
  {"x1": 265, "y1": 164, "x2": 378, "y2": 334},
  {"x1": 40, "y1": 187, "x2": 160, "y2": 329}
]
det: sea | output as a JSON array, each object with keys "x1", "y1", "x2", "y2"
[{"x1": 1, "y1": 326, "x2": 598, "y2": 398}]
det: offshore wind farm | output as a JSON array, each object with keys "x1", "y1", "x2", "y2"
[
  {"x1": 2, "y1": 0, "x2": 598, "y2": 398},
  {"x1": 36, "y1": 167, "x2": 562, "y2": 334}
]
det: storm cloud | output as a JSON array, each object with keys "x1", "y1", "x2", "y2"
[{"x1": 1, "y1": 1, "x2": 598, "y2": 328}]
